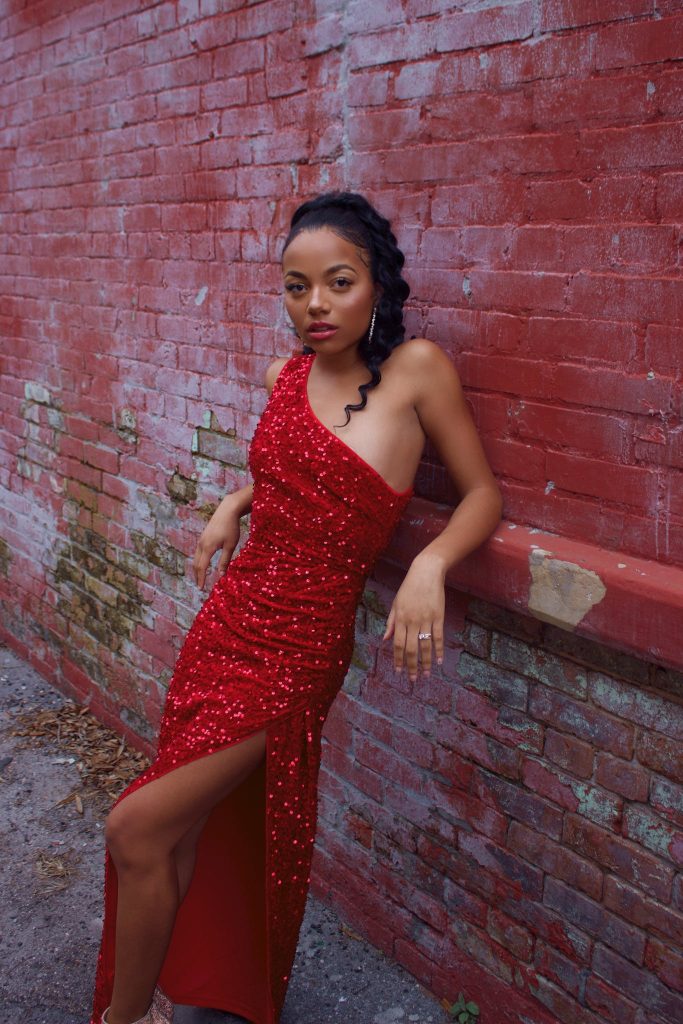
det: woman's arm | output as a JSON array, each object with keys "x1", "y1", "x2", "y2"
[
  {"x1": 383, "y1": 339, "x2": 503, "y2": 680},
  {"x1": 193, "y1": 356, "x2": 289, "y2": 588}
]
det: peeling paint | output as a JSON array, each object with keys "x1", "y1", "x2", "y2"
[
  {"x1": 194, "y1": 285, "x2": 208, "y2": 305},
  {"x1": 528, "y1": 550, "x2": 606, "y2": 629}
]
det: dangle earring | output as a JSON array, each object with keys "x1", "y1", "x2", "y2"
[{"x1": 367, "y1": 306, "x2": 377, "y2": 347}]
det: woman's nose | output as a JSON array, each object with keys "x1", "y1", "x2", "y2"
[{"x1": 307, "y1": 286, "x2": 329, "y2": 314}]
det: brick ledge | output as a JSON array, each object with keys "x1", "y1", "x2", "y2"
[{"x1": 384, "y1": 497, "x2": 683, "y2": 673}]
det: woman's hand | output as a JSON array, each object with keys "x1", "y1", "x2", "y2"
[
  {"x1": 193, "y1": 499, "x2": 243, "y2": 590},
  {"x1": 382, "y1": 551, "x2": 446, "y2": 681}
]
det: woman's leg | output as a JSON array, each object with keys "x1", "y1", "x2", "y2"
[
  {"x1": 174, "y1": 809, "x2": 211, "y2": 905},
  {"x1": 103, "y1": 729, "x2": 267, "y2": 1024}
]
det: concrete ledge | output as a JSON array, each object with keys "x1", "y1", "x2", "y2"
[{"x1": 385, "y1": 498, "x2": 683, "y2": 673}]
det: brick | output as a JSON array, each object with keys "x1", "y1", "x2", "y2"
[
  {"x1": 522, "y1": 757, "x2": 622, "y2": 830},
  {"x1": 526, "y1": 174, "x2": 657, "y2": 224},
  {"x1": 530, "y1": 686, "x2": 634, "y2": 758},
  {"x1": 529, "y1": 974, "x2": 604, "y2": 1024},
  {"x1": 516, "y1": 402, "x2": 631, "y2": 460},
  {"x1": 623, "y1": 805, "x2": 683, "y2": 868},
  {"x1": 535, "y1": 939, "x2": 584, "y2": 998},
  {"x1": 637, "y1": 730, "x2": 683, "y2": 785},
  {"x1": 563, "y1": 815, "x2": 674, "y2": 901},
  {"x1": 473, "y1": 769, "x2": 563, "y2": 839},
  {"x1": 545, "y1": 730, "x2": 594, "y2": 779},
  {"x1": 491, "y1": 634, "x2": 588, "y2": 697},
  {"x1": 595, "y1": 753, "x2": 649, "y2": 802},
  {"x1": 509, "y1": 821, "x2": 603, "y2": 900},
  {"x1": 644, "y1": 936, "x2": 683, "y2": 994},
  {"x1": 584, "y1": 976, "x2": 639, "y2": 1024},
  {"x1": 650, "y1": 776, "x2": 683, "y2": 829},
  {"x1": 455, "y1": 651, "x2": 528, "y2": 710},
  {"x1": 540, "y1": 0, "x2": 655, "y2": 32},
  {"x1": 454, "y1": 687, "x2": 543, "y2": 753},
  {"x1": 594, "y1": 13, "x2": 683, "y2": 70},
  {"x1": 486, "y1": 906, "x2": 533, "y2": 961},
  {"x1": 545, "y1": 451, "x2": 659, "y2": 511},
  {"x1": 604, "y1": 876, "x2": 683, "y2": 946},
  {"x1": 544, "y1": 878, "x2": 646, "y2": 963},
  {"x1": 459, "y1": 831, "x2": 544, "y2": 899},
  {"x1": 589, "y1": 673, "x2": 683, "y2": 741},
  {"x1": 436, "y1": 715, "x2": 520, "y2": 780},
  {"x1": 593, "y1": 943, "x2": 683, "y2": 1022}
]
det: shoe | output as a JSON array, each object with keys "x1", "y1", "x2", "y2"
[
  {"x1": 100, "y1": 986, "x2": 173, "y2": 1024},
  {"x1": 101, "y1": 1008, "x2": 149, "y2": 1024},
  {"x1": 150, "y1": 986, "x2": 174, "y2": 1024}
]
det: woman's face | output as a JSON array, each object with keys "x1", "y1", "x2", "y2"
[{"x1": 282, "y1": 226, "x2": 377, "y2": 358}]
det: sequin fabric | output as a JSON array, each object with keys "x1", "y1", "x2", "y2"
[{"x1": 90, "y1": 353, "x2": 413, "y2": 1024}]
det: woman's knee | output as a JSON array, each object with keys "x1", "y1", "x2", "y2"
[{"x1": 105, "y1": 803, "x2": 162, "y2": 872}]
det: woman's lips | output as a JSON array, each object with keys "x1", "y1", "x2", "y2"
[{"x1": 307, "y1": 324, "x2": 338, "y2": 340}]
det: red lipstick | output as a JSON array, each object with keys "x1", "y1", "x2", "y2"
[{"x1": 307, "y1": 321, "x2": 338, "y2": 340}]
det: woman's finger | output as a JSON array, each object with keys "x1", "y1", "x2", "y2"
[
  {"x1": 382, "y1": 605, "x2": 396, "y2": 642},
  {"x1": 418, "y1": 624, "x2": 433, "y2": 676},
  {"x1": 433, "y1": 620, "x2": 445, "y2": 667},
  {"x1": 403, "y1": 623, "x2": 419, "y2": 682},
  {"x1": 393, "y1": 620, "x2": 407, "y2": 673}
]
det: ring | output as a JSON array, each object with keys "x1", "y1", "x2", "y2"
[{"x1": 418, "y1": 632, "x2": 432, "y2": 640}]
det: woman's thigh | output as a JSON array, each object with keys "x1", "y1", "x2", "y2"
[{"x1": 105, "y1": 729, "x2": 267, "y2": 869}]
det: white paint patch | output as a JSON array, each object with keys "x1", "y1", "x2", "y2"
[
  {"x1": 194, "y1": 286, "x2": 208, "y2": 306},
  {"x1": 528, "y1": 550, "x2": 606, "y2": 630},
  {"x1": 24, "y1": 382, "x2": 51, "y2": 404},
  {"x1": 647, "y1": 80, "x2": 656, "y2": 97},
  {"x1": 545, "y1": 480, "x2": 555, "y2": 494}
]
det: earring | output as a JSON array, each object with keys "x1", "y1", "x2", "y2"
[{"x1": 367, "y1": 306, "x2": 377, "y2": 346}]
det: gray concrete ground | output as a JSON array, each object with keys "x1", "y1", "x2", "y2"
[{"x1": 0, "y1": 643, "x2": 450, "y2": 1024}]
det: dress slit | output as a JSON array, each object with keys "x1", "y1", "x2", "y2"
[{"x1": 91, "y1": 702, "x2": 329, "y2": 1024}]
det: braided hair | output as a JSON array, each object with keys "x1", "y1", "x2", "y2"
[{"x1": 282, "y1": 191, "x2": 411, "y2": 427}]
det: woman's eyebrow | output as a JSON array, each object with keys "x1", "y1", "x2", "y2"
[
  {"x1": 326, "y1": 263, "x2": 356, "y2": 274},
  {"x1": 284, "y1": 263, "x2": 358, "y2": 279}
]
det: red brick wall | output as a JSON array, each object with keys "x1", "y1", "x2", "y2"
[{"x1": 1, "y1": 3, "x2": 682, "y2": 1023}]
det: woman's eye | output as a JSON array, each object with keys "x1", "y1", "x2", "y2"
[
  {"x1": 332, "y1": 277, "x2": 351, "y2": 288},
  {"x1": 285, "y1": 282, "x2": 305, "y2": 294}
]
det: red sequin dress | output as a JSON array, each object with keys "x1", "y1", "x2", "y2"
[{"x1": 90, "y1": 352, "x2": 413, "y2": 1024}]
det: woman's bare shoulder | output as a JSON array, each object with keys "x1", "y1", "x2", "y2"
[
  {"x1": 388, "y1": 338, "x2": 458, "y2": 388},
  {"x1": 264, "y1": 356, "x2": 292, "y2": 394}
]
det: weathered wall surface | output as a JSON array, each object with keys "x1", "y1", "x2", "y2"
[{"x1": 1, "y1": 2, "x2": 682, "y2": 1022}]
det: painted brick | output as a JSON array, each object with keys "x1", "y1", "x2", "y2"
[
  {"x1": 650, "y1": 776, "x2": 683, "y2": 829},
  {"x1": 592, "y1": 943, "x2": 683, "y2": 1023},
  {"x1": 544, "y1": 878, "x2": 646, "y2": 963},
  {"x1": 644, "y1": 936, "x2": 683, "y2": 994},
  {"x1": 623, "y1": 805, "x2": 683, "y2": 868},
  {"x1": 473, "y1": 769, "x2": 563, "y2": 839},
  {"x1": 637, "y1": 730, "x2": 683, "y2": 785},
  {"x1": 508, "y1": 820, "x2": 603, "y2": 900},
  {"x1": 544, "y1": 729, "x2": 594, "y2": 779},
  {"x1": 491, "y1": 634, "x2": 588, "y2": 697},
  {"x1": 604, "y1": 876, "x2": 683, "y2": 947},
  {"x1": 595, "y1": 753, "x2": 649, "y2": 802},
  {"x1": 534, "y1": 939, "x2": 584, "y2": 998},
  {"x1": 584, "y1": 976, "x2": 639, "y2": 1024},
  {"x1": 521, "y1": 757, "x2": 622, "y2": 830},
  {"x1": 530, "y1": 686, "x2": 635, "y2": 758},
  {"x1": 563, "y1": 815, "x2": 674, "y2": 901}
]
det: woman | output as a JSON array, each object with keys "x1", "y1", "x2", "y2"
[{"x1": 91, "y1": 192, "x2": 502, "y2": 1024}]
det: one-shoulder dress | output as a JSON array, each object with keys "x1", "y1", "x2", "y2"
[{"x1": 90, "y1": 352, "x2": 413, "y2": 1024}]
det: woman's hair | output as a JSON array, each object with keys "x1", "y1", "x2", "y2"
[{"x1": 282, "y1": 191, "x2": 410, "y2": 426}]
